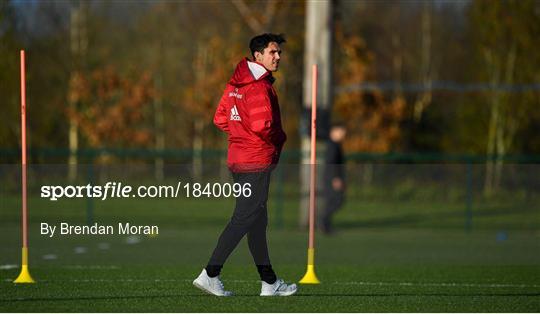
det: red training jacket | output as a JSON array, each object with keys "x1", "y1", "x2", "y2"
[{"x1": 213, "y1": 58, "x2": 287, "y2": 173}]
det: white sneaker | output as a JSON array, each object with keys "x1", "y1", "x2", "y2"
[
  {"x1": 260, "y1": 278, "x2": 298, "y2": 296},
  {"x1": 193, "y1": 269, "x2": 233, "y2": 296}
]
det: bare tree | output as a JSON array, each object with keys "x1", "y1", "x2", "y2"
[
  {"x1": 68, "y1": 0, "x2": 87, "y2": 181},
  {"x1": 413, "y1": 1, "x2": 432, "y2": 122},
  {"x1": 230, "y1": 0, "x2": 280, "y2": 33}
]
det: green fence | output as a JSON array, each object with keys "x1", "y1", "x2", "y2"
[
  {"x1": 3, "y1": 148, "x2": 540, "y2": 163},
  {"x1": 1, "y1": 148, "x2": 539, "y2": 232}
]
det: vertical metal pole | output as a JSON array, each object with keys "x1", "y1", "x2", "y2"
[
  {"x1": 86, "y1": 162, "x2": 94, "y2": 226},
  {"x1": 300, "y1": 0, "x2": 333, "y2": 229},
  {"x1": 274, "y1": 165, "x2": 284, "y2": 229},
  {"x1": 466, "y1": 161, "x2": 473, "y2": 232}
]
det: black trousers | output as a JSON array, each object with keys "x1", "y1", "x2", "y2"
[
  {"x1": 206, "y1": 171, "x2": 276, "y2": 283},
  {"x1": 321, "y1": 186, "x2": 345, "y2": 233}
]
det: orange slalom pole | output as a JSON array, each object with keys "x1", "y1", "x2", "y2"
[
  {"x1": 299, "y1": 64, "x2": 320, "y2": 284},
  {"x1": 21, "y1": 50, "x2": 27, "y2": 249},
  {"x1": 14, "y1": 50, "x2": 35, "y2": 283},
  {"x1": 309, "y1": 64, "x2": 317, "y2": 251}
]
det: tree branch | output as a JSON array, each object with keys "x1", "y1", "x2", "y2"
[{"x1": 231, "y1": 0, "x2": 262, "y2": 33}]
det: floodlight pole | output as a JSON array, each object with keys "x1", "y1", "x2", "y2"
[
  {"x1": 14, "y1": 50, "x2": 35, "y2": 284},
  {"x1": 300, "y1": 64, "x2": 321, "y2": 284}
]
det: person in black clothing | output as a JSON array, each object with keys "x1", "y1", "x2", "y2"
[{"x1": 321, "y1": 125, "x2": 347, "y2": 234}]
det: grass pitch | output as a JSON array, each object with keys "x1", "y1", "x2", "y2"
[
  {"x1": 1, "y1": 264, "x2": 539, "y2": 312},
  {"x1": 1, "y1": 189, "x2": 539, "y2": 311}
]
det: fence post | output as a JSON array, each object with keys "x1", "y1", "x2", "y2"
[
  {"x1": 86, "y1": 159, "x2": 94, "y2": 226},
  {"x1": 274, "y1": 164, "x2": 284, "y2": 229},
  {"x1": 465, "y1": 161, "x2": 473, "y2": 232}
]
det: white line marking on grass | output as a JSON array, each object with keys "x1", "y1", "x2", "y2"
[
  {"x1": 63, "y1": 265, "x2": 120, "y2": 270},
  {"x1": 336, "y1": 281, "x2": 540, "y2": 288},
  {"x1": 42, "y1": 254, "x2": 57, "y2": 260},
  {"x1": 73, "y1": 246, "x2": 87, "y2": 254},
  {"x1": 125, "y1": 236, "x2": 141, "y2": 244},
  {"x1": 63, "y1": 279, "x2": 180, "y2": 283},
  {"x1": 6, "y1": 278, "x2": 537, "y2": 288},
  {"x1": 97, "y1": 242, "x2": 110, "y2": 250},
  {"x1": 0, "y1": 264, "x2": 18, "y2": 270}
]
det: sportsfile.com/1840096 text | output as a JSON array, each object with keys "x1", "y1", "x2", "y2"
[{"x1": 40, "y1": 182, "x2": 252, "y2": 201}]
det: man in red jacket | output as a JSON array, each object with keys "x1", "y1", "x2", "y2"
[{"x1": 193, "y1": 33, "x2": 297, "y2": 297}]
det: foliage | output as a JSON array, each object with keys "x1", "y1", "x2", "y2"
[
  {"x1": 333, "y1": 27, "x2": 406, "y2": 152},
  {"x1": 1, "y1": 0, "x2": 540, "y2": 161},
  {"x1": 66, "y1": 67, "x2": 154, "y2": 147}
]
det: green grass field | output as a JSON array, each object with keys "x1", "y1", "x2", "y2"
[{"x1": 1, "y1": 182, "x2": 539, "y2": 311}]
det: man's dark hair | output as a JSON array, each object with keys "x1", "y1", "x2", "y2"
[
  {"x1": 331, "y1": 123, "x2": 347, "y2": 131},
  {"x1": 249, "y1": 33, "x2": 286, "y2": 58}
]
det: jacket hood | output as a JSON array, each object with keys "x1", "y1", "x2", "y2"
[{"x1": 229, "y1": 58, "x2": 271, "y2": 87}]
